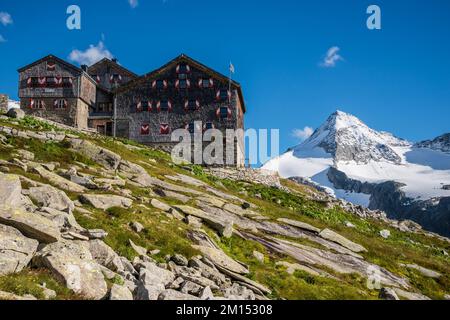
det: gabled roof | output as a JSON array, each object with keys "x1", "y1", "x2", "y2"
[
  {"x1": 115, "y1": 54, "x2": 246, "y2": 112},
  {"x1": 88, "y1": 58, "x2": 138, "y2": 78},
  {"x1": 17, "y1": 54, "x2": 82, "y2": 73},
  {"x1": 17, "y1": 54, "x2": 100, "y2": 87}
]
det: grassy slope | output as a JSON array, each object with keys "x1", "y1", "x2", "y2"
[{"x1": 0, "y1": 116, "x2": 449, "y2": 300}]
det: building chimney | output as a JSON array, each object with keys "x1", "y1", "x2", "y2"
[
  {"x1": 81, "y1": 65, "x2": 88, "y2": 72},
  {"x1": 112, "y1": 58, "x2": 118, "y2": 64}
]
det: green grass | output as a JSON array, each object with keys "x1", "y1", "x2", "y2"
[{"x1": 0, "y1": 269, "x2": 82, "y2": 300}]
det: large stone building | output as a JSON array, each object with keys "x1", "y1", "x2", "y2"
[{"x1": 17, "y1": 54, "x2": 246, "y2": 166}]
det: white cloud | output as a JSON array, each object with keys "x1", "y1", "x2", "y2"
[
  {"x1": 68, "y1": 41, "x2": 114, "y2": 66},
  {"x1": 292, "y1": 126, "x2": 314, "y2": 141},
  {"x1": 0, "y1": 12, "x2": 13, "y2": 26},
  {"x1": 0, "y1": 35, "x2": 5, "y2": 42},
  {"x1": 128, "y1": 0, "x2": 139, "y2": 8},
  {"x1": 320, "y1": 46, "x2": 343, "y2": 68}
]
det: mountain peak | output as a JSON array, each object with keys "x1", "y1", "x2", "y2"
[{"x1": 297, "y1": 110, "x2": 409, "y2": 164}]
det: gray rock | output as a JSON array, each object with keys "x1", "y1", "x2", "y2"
[
  {"x1": 109, "y1": 284, "x2": 133, "y2": 300},
  {"x1": 393, "y1": 288, "x2": 431, "y2": 300},
  {"x1": 0, "y1": 290, "x2": 36, "y2": 300},
  {"x1": 139, "y1": 262, "x2": 175, "y2": 287},
  {"x1": 129, "y1": 240, "x2": 147, "y2": 256},
  {"x1": 171, "y1": 254, "x2": 189, "y2": 266},
  {"x1": 135, "y1": 283, "x2": 165, "y2": 300},
  {"x1": 403, "y1": 263, "x2": 441, "y2": 279},
  {"x1": 275, "y1": 261, "x2": 321, "y2": 276},
  {"x1": 15, "y1": 149, "x2": 34, "y2": 161},
  {"x1": 80, "y1": 194, "x2": 132, "y2": 210},
  {"x1": 277, "y1": 218, "x2": 321, "y2": 234},
  {"x1": 379, "y1": 229, "x2": 391, "y2": 239},
  {"x1": 6, "y1": 108, "x2": 25, "y2": 119},
  {"x1": 180, "y1": 280, "x2": 203, "y2": 296},
  {"x1": 70, "y1": 139, "x2": 122, "y2": 170},
  {"x1": 253, "y1": 251, "x2": 265, "y2": 263},
  {"x1": 32, "y1": 166, "x2": 86, "y2": 193},
  {"x1": 379, "y1": 287, "x2": 400, "y2": 300},
  {"x1": 86, "y1": 240, "x2": 124, "y2": 272},
  {"x1": 150, "y1": 198, "x2": 172, "y2": 212},
  {"x1": 130, "y1": 221, "x2": 144, "y2": 233},
  {"x1": 158, "y1": 289, "x2": 200, "y2": 300},
  {"x1": 199, "y1": 286, "x2": 214, "y2": 300},
  {"x1": 0, "y1": 224, "x2": 39, "y2": 275},
  {"x1": 319, "y1": 229, "x2": 367, "y2": 253},
  {"x1": 175, "y1": 205, "x2": 234, "y2": 238},
  {"x1": 28, "y1": 185, "x2": 75, "y2": 213},
  {"x1": 0, "y1": 207, "x2": 60, "y2": 243},
  {"x1": 0, "y1": 174, "x2": 25, "y2": 209},
  {"x1": 33, "y1": 240, "x2": 108, "y2": 300},
  {"x1": 192, "y1": 245, "x2": 249, "y2": 275},
  {"x1": 80, "y1": 229, "x2": 108, "y2": 240}
]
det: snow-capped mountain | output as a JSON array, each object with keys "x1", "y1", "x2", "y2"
[
  {"x1": 7, "y1": 99, "x2": 20, "y2": 110},
  {"x1": 263, "y1": 111, "x2": 450, "y2": 236},
  {"x1": 415, "y1": 133, "x2": 450, "y2": 153}
]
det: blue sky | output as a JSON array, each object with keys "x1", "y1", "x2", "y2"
[{"x1": 1, "y1": 0, "x2": 449, "y2": 153}]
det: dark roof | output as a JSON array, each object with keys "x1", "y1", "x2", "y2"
[
  {"x1": 115, "y1": 54, "x2": 246, "y2": 113},
  {"x1": 88, "y1": 58, "x2": 138, "y2": 78},
  {"x1": 17, "y1": 54, "x2": 82, "y2": 73},
  {"x1": 17, "y1": 54, "x2": 98, "y2": 86}
]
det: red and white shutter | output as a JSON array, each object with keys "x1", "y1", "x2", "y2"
[
  {"x1": 54, "y1": 99, "x2": 58, "y2": 107},
  {"x1": 186, "y1": 65, "x2": 191, "y2": 73},
  {"x1": 184, "y1": 100, "x2": 189, "y2": 112},
  {"x1": 209, "y1": 78, "x2": 214, "y2": 87},
  {"x1": 96, "y1": 75, "x2": 101, "y2": 83},
  {"x1": 140, "y1": 124, "x2": 150, "y2": 135},
  {"x1": 56, "y1": 76, "x2": 63, "y2": 86},
  {"x1": 163, "y1": 80, "x2": 168, "y2": 89},
  {"x1": 168, "y1": 100, "x2": 172, "y2": 112},
  {"x1": 156, "y1": 101, "x2": 161, "y2": 112},
  {"x1": 152, "y1": 80, "x2": 157, "y2": 89},
  {"x1": 186, "y1": 79, "x2": 191, "y2": 88},
  {"x1": 47, "y1": 62, "x2": 56, "y2": 71},
  {"x1": 27, "y1": 77, "x2": 32, "y2": 87},
  {"x1": 136, "y1": 102, "x2": 142, "y2": 112},
  {"x1": 68, "y1": 78, "x2": 73, "y2": 85},
  {"x1": 198, "y1": 79, "x2": 203, "y2": 87},
  {"x1": 216, "y1": 107, "x2": 221, "y2": 118},
  {"x1": 29, "y1": 99, "x2": 35, "y2": 109},
  {"x1": 175, "y1": 80, "x2": 179, "y2": 89},
  {"x1": 227, "y1": 107, "x2": 232, "y2": 119},
  {"x1": 160, "y1": 124, "x2": 170, "y2": 135},
  {"x1": 38, "y1": 77, "x2": 46, "y2": 86},
  {"x1": 64, "y1": 99, "x2": 68, "y2": 107},
  {"x1": 147, "y1": 101, "x2": 152, "y2": 112}
]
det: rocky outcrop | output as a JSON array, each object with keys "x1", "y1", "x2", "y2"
[
  {"x1": 0, "y1": 225, "x2": 39, "y2": 275},
  {"x1": 32, "y1": 166, "x2": 86, "y2": 193},
  {"x1": 33, "y1": 240, "x2": 108, "y2": 300},
  {"x1": 28, "y1": 185, "x2": 75, "y2": 213},
  {"x1": 69, "y1": 138, "x2": 122, "y2": 170},
  {"x1": 79, "y1": 194, "x2": 132, "y2": 210},
  {"x1": 318, "y1": 229, "x2": 367, "y2": 253}
]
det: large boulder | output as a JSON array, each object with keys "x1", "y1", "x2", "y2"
[
  {"x1": 109, "y1": 284, "x2": 133, "y2": 300},
  {"x1": 80, "y1": 194, "x2": 132, "y2": 210},
  {"x1": 192, "y1": 245, "x2": 249, "y2": 275},
  {"x1": 319, "y1": 229, "x2": 367, "y2": 253},
  {"x1": 70, "y1": 139, "x2": 121, "y2": 170},
  {"x1": 28, "y1": 185, "x2": 75, "y2": 213},
  {"x1": 0, "y1": 174, "x2": 24, "y2": 209},
  {"x1": 6, "y1": 108, "x2": 25, "y2": 119},
  {"x1": 33, "y1": 240, "x2": 108, "y2": 300},
  {"x1": 0, "y1": 224, "x2": 39, "y2": 275},
  {"x1": 32, "y1": 166, "x2": 86, "y2": 193},
  {"x1": 0, "y1": 207, "x2": 60, "y2": 243},
  {"x1": 158, "y1": 289, "x2": 200, "y2": 300},
  {"x1": 84, "y1": 240, "x2": 124, "y2": 272}
]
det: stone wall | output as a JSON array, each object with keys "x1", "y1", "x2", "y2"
[{"x1": 0, "y1": 94, "x2": 7, "y2": 113}]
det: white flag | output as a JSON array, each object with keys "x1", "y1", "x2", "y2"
[{"x1": 229, "y1": 62, "x2": 235, "y2": 74}]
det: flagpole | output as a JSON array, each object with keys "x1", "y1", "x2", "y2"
[{"x1": 228, "y1": 61, "x2": 232, "y2": 105}]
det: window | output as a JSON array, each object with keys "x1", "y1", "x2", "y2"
[
  {"x1": 110, "y1": 74, "x2": 122, "y2": 83},
  {"x1": 160, "y1": 124, "x2": 170, "y2": 135},
  {"x1": 203, "y1": 122, "x2": 214, "y2": 131},
  {"x1": 97, "y1": 125, "x2": 106, "y2": 135},
  {"x1": 33, "y1": 100, "x2": 45, "y2": 109},
  {"x1": 152, "y1": 80, "x2": 167, "y2": 90},
  {"x1": 97, "y1": 103, "x2": 112, "y2": 113},
  {"x1": 217, "y1": 89, "x2": 231, "y2": 101},
  {"x1": 54, "y1": 99, "x2": 67, "y2": 109},
  {"x1": 199, "y1": 78, "x2": 213, "y2": 88},
  {"x1": 93, "y1": 75, "x2": 101, "y2": 83},
  {"x1": 177, "y1": 64, "x2": 190, "y2": 74},
  {"x1": 136, "y1": 101, "x2": 151, "y2": 112},
  {"x1": 157, "y1": 100, "x2": 172, "y2": 112},
  {"x1": 140, "y1": 124, "x2": 150, "y2": 135},
  {"x1": 184, "y1": 99, "x2": 200, "y2": 112},
  {"x1": 178, "y1": 79, "x2": 187, "y2": 89},
  {"x1": 217, "y1": 106, "x2": 231, "y2": 119},
  {"x1": 47, "y1": 61, "x2": 56, "y2": 71},
  {"x1": 178, "y1": 73, "x2": 187, "y2": 80}
]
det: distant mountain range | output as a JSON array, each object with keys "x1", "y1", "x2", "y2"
[{"x1": 263, "y1": 111, "x2": 450, "y2": 237}]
